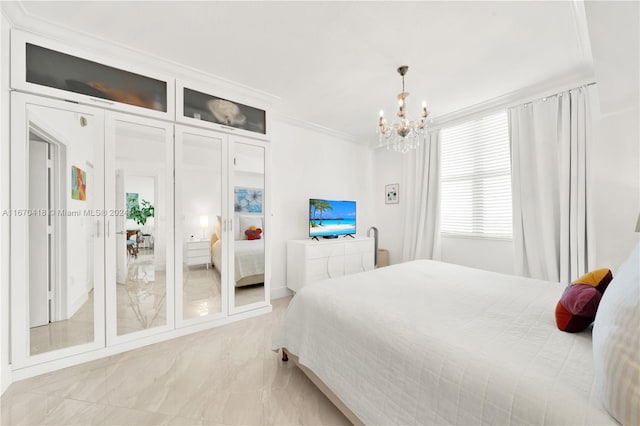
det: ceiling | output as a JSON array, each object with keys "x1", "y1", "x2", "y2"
[{"x1": 17, "y1": 1, "x2": 593, "y2": 144}]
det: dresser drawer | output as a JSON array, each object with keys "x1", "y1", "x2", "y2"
[
  {"x1": 187, "y1": 248, "x2": 210, "y2": 257},
  {"x1": 344, "y1": 240, "x2": 373, "y2": 255},
  {"x1": 304, "y1": 243, "x2": 344, "y2": 259}
]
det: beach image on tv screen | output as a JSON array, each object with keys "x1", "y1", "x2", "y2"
[{"x1": 309, "y1": 199, "x2": 356, "y2": 237}]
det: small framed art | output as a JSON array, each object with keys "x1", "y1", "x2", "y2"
[{"x1": 385, "y1": 183, "x2": 399, "y2": 204}]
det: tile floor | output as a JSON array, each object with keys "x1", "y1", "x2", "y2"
[
  {"x1": 30, "y1": 249, "x2": 267, "y2": 355},
  {"x1": 2, "y1": 297, "x2": 351, "y2": 425}
]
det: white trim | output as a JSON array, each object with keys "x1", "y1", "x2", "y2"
[
  {"x1": 270, "y1": 286, "x2": 293, "y2": 300},
  {"x1": 428, "y1": 73, "x2": 596, "y2": 130},
  {"x1": 273, "y1": 113, "x2": 358, "y2": 144},
  {"x1": 0, "y1": 364, "x2": 10, "y2": 395},
  {"x1": 570, "y1": 0, "x2": 594, "y2": 68},
  {"x1": 11, "y1": 304, "x2": 272, "y2": 382}
]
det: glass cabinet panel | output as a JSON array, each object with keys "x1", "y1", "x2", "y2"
[
  {"x1": 26, "y1": 43, "x2": 167, "y2": 112},
  {"x1": 183, "y1": 87, "x2": 266, "y2": 135}
]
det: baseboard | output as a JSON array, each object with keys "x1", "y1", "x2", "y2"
[
  {"x1": 271, "y1": 286, "x2": 293, "y2": 299},
  {"x1": 67, "y1": 290, "x2": 89, "y2": 319},
  {"x1": 1, "y1": 362, "x2": 11, "y2": 395}
]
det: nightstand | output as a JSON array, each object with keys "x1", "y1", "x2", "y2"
[{"x1": 186, "y1": 239, "x2": 211, "y2": 268}]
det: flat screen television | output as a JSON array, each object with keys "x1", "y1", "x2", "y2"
[{"x1": 309, "y1": 199, "x2": 356, "y2": 238}]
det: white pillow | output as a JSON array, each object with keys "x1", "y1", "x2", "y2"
[
  {"x1": 592, "y1": 242, "x2": 640, "y2": 425},
  {"x1": 238, "y1": 215, "x2": 263, "y2": 240}
]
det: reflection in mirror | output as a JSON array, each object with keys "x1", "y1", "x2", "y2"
[
  {"x1": 27, "y1": 105, "x2": 98, "y2": 355},
  {"x1": 233, "y1": 143, "x2": 266, "y2": 307},
  {"x1": 114, "y1": 122, "x2": 167, "y2": 335},
  {"x1": 182, "y1": 133, "x2": 223, "y2": 319}
]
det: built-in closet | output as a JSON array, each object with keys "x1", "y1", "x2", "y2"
[{"x1": 9, "y1": 29, "x2": 271, "y2": 377}]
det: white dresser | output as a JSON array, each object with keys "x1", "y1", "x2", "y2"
[
  {"x1": 286, "y1": 237, "x2": 375, "y2": 292},
  {"x1": 185, "y1": 240, "x2": 211, "y2": 268}
]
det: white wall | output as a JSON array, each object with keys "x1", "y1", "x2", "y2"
[
  {"x1": 372, "y1": 146, "x2": 515, "y2": 273},
  {"x1": 372, "y1": 148, "x2": 404, "y2": 265},
  {"x1": 269, "y1": 119, "x2": 374, "y2": 294},
  {"x1": 585, "y1": 1, "x2": 640, "y2": 271},
  {"x1": 1, "y1": 11, "x2": 12, "y2": 394}
]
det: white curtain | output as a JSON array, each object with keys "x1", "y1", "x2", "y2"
[
  {"x1": 509, "y1": 86, "x2": 595, "y2": 283},
  {"x1": 401, "y1": 131, "x2": 441, "y2": 261}
]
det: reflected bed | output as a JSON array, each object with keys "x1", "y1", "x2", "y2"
[{"x1": 211, "y1": 234, "x2": 264, "y2": 287}]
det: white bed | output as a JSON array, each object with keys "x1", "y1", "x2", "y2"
[
  {"x1": 211, "y1": 238, "x2": 264, "y2": 286},
  {"x1": 274, "y1": 260, "x2": 617, "y2": 425}
]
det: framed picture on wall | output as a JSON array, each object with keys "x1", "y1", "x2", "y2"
[{"x1": 385, "y1": 183, "x2": 399, "y2": 204}]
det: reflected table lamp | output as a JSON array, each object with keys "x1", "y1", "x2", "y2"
[{"x1": 200, "y1": 215, "x2": 209, "y2": 240}]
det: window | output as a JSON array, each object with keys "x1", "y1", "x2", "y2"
[{"x1": 440, "y1": 110, "x2": 512, "y2": 239}]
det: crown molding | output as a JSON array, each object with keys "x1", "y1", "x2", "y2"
[
  {"x1": 272, "y1": 113, "x2": 359, "y2": 145},
  {"x1": 570, "y1": 0, "x2": 595, "y2": 69},
  {"x1": 428, "y1": 70, "x2": 596, "y2": 130},
  {"x1": 1, "y1": 1, "x2": 281, "y2": 108}
]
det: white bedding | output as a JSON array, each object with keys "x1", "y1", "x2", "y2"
[
  {"x1": 212, "y1": 239, "x2": 264, "y2": 281},
  {"x1": 274, "y1": 260, "x2": 616, "y2": 425}
]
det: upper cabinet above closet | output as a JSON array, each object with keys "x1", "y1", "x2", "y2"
[
  {"x1": 11, "y1": 30, "x2": 175, "y2": 120},
  {"x1": 176, "y1": 80, "x2": 269, "y2": 140}
]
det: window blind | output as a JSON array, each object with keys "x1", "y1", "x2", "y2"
[{"x1": 440, "y1": 110, "x2": 512, "y2": 239}]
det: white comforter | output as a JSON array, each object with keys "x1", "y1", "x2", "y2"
[
  {"x1": 212, "y1": 239, "x2": 264, "y2": 281},
  {"x1": 274, "y1": 260, "x2": 615, "y2": 425}
]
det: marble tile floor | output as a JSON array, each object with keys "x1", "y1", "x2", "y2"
[
  {"x1": 31, "y1": 251, "x2": 258, "y2": 354},
  {"x1": 2, "y1": 297, "x2": 351, "y2": 426}
]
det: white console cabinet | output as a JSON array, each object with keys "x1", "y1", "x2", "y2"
[{"x1": 286, "y1": 237, "x2": 375, "y2": 292}]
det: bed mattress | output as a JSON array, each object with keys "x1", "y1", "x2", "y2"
[{"x1": 274, "y1": 260, "x2": 616, "y2": 425}]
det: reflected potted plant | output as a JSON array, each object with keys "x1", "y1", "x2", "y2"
[{"x1": 129, "y1": 199, "x2": 154, "y2": 225}]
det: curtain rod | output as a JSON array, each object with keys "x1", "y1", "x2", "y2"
[{"x1": 428, "y1": 80, "x2": 597, "y2": 130}]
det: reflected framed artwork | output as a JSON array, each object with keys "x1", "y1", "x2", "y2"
[
  {"x1": 234, "y1": 187, "x2": 263, "y2": 213},
  {"x1": 71, "y1": 165, "x2": 86, "y2": 201},
  {"x1": 126, "y1": 193, "x2": 139, "y2": 219}
]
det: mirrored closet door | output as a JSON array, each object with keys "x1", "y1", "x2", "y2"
[
  {"x1": 175, "y1": 126, "x2": 227, "y2": 324},
  {"x1": 105, "y1": 112, "x2": 174, "y2": 343},
  {"x1": 10, "y1": 92, "x2": 106, "y2": 368},
  {"x1": 229, "y1": 137, "x2": 269, "y2": 313}
]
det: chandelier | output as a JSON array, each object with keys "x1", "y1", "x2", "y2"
[{"x1": 377, "y1": 65, "x2": 430, "y2": 153}]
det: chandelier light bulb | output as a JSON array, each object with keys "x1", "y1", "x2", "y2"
[
  {"x1": 422, "y1": 100, "x2": 427, "y2": 108},
  {"x1": 379, "y1": 110, "x2": 384, "y2": 117}
]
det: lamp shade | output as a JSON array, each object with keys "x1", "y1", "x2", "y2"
[{"x1": 200, "y1": 215, "x2": 209, "y2": 228}]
